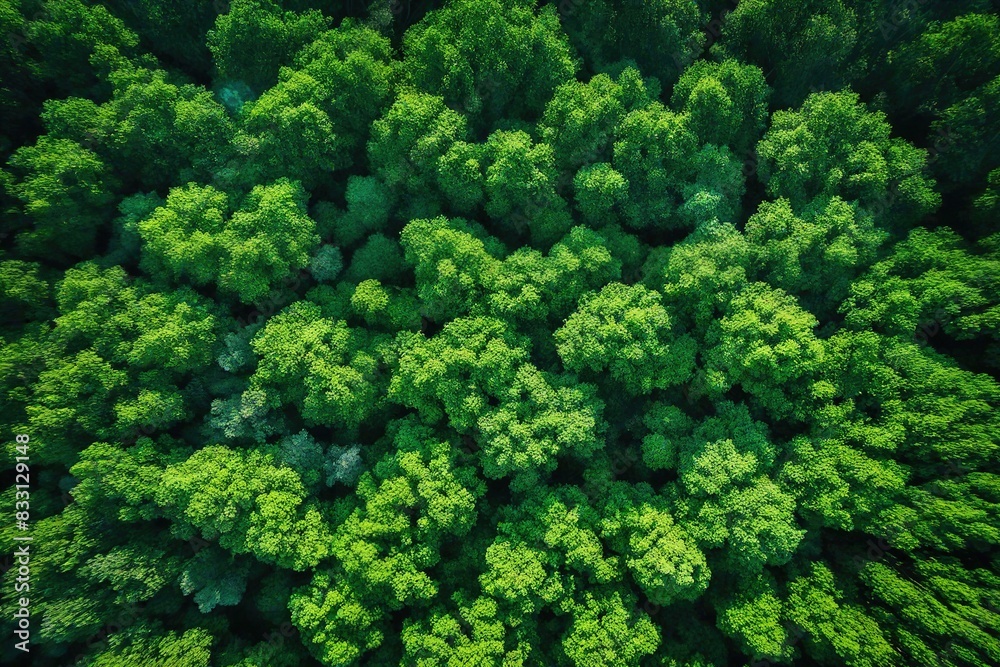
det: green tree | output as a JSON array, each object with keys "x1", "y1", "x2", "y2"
[
  {"x1": 785, "y1": 562, "x2": 898, "y2": 667},
  {"x1": 105, "y1": 0, "x2": 218, "y2": 74},
  {"x1": 342, "y1": 233, "x2": 407, "y2": 285},
  {"x1": 249, "y1": 300, "x2": 384, "y2": 427},
  {"x1": 670, "y1": 59, "x2": 771, "y2": 154},
  {"x1": 233, "y1": 21, "x2": 395, "y2": 189},
  {"x1": 841, "y1": 227, "x2": 1000, "y2": 346},
  {"x1": 714, "y1": 0, "x2": 861, "y2": 107},
  {"x1": 137, "y1": 183, "x2": 229, "y2": 287},
  {"x1": 179, "y1": 547, "x2": 251, "y2": 613},
  {"x1": 6, "y1": 136, "x2": 118, "y2": 260},
  {"x1": 367, "y1": 91, "x2": 468, "y2": 217},
  {"x1": 488, "y1": 226, "x2": 622, "y2": 324},
  {"x1": 216, "y1": 178, "x2": 318, "y2": 303},
  {"x1": 399, "y1": 216, "x2": 504, "y2": 321},
  {"x1": 0, "y1": 258, "x2": 52, "y2": 324},
  {"x1": 539, "y1": 67, "x2": 656, "y2": 174},
  {"x1": 745, "y1": 196, "x2": 887, "y2": 315},
  {"x1": 757, "y1": 91, "x2": 940, "y2": 229},
  {"x1": 614, "y1": 104, "x2": 744, "y2": 230},
  {"x1": 207, "y1": 0, "x2": 329, "y2": 93},
  {"x1": 92, "y1": 65, "x2": 233, "y2": 190},
  {"x1": 555, "y1": 282, "x2": 697, "y2": 395},
  {"x1": 559, "y1": 0, "x2": 706, "y2": 85},
  {"x1": 714, "y1": 571, "x2": 792, "y2": 662},
  {"x1": 559, "y1": 589, "x2": 660, "y2": 667},
  {"x1": 85, "y1": 624, "x2": 214, "y2": 667},
  {"x1": 481, "y1": 129, "x2": 573, "y2": 246},
  {"x1": 600, "y1": 482, "x2": 710, "y2": 606},
  {"x1": 402, "y1": 0, "x2": 575, "y2": 130},
  {"x1": 859, "y1": 559, "x2": 1000, "y2": 667},
  {"x1": 156, "y1": 444, "x2": 333, "y2": 570},
  {"x1": 651, "y1": 220, "x2": 752, "y2": 336},
  {"x1": 401, "y1": 593, "x2": 532, "y2": 666},
  {"x1": 139, "y1": 179, "x2": 318, "y2": 303},
  {"x1": 701, "y1": 282, "x2": 825, "y2": 420}
]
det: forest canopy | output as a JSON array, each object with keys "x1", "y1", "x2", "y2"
[{"x1": 1, "y1": 0, "x2": 999, "y2": 666}]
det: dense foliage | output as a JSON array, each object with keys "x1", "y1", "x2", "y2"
[{"x1": 1, "y1": 1, "x2": 999, "y2": 665}]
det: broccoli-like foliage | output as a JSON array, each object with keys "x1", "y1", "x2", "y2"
[{"x1": 3, "y1": 3, "x2": 998, "y2": 666}]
